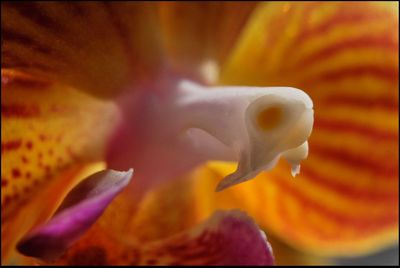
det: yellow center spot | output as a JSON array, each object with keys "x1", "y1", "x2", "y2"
[{"x1": 257, "y1": 106, "x2": 283, "y2": 131}]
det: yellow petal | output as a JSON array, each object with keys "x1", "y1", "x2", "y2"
[
  {"x1": 1, "y1": 2, "x2": 163, "y2": 98},
  {"x1": 1, "y1": 70, "x2": 119, "y2": 221},
  {"x1": 212, "y1": 1, "x2": 398, "y2": 256},
  {"x1": 96, "y1": 174, "x2": 200, "y2": 244}
]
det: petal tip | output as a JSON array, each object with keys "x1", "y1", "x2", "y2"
[{"x1": 16, "y1": 168, "x2": 134, "y2": 261}]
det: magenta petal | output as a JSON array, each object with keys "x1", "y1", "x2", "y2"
[
  {"x1": 146, "y1": 210, "x2": 275, "y2": 266},
  {"x1": 212, "y1": 211, "x2": 275, "y2": 265},
  {"x1": 16, "y1": 169, "x2": 133, "y2": 261}
]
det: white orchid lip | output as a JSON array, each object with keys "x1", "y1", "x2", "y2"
[{"x1": 173, "y1": 80, "x2": 314, "y2": 191}]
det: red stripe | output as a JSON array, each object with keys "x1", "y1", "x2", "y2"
[
  {"x1": 322, "y1": 95, "x2": 398, "y2": 111},
  {"x1": 301, "y1": 65, "x2": 398, "y2": 85},
  {"x1": 1, "y1": 140, "x2": 22, "y2": 154},
  {"x1": 296, "y1": 5, "x2": 393, "y2": 46},
  {"x1": 310, "y1": 143, "x2": 398, "y2": 178},
  {"x1": 272, "y1": 175, "x2": 398, "y2": 231},
  {"x1": 275, "y1": 191, "x2": 300, "y2": 240},
  {"x1": 284, "y1": 4, "x2": 397, "y2": 69},
  {"x1": 1, "y1": 104, "x2": 40, "y2": 118},
  {"x1": 301, "y1": 165, "x2": 398, "y2": 202},
  {"x1": 296, "y1": 35, "x2": 398, "y2": 69},
  {"x1": 1, "y1": 70, "x2": 51, "y2": 89},
  {"x1": 314, "y1": 118, "x2": 398, "y2": 141}
]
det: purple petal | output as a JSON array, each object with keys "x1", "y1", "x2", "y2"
[{"x1": 17, "y1": 169, "x2": 133, "y2": 261}]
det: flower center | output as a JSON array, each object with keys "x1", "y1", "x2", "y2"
[{"x1": 106, "y1": 73, "x2": 314, "y2": 193}]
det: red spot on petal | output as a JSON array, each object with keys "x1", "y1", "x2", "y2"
[
  {"x1": 1, "y1": 179, "x2": 8, "y2": 187},
  {"x1": 48, "y1": 149, "x2": 54, "y2": 156},
  {"x1": 1, "y1": 140, "x2": 22, "y2": 154},
  {"x1": 39, "y1": 134, "x2": 47, "y2": 141},
  {"x1": 44, "y1": 165, "x2": 51, "y2": 174},
  {"x1": 26, "y1": 172, "x2": 31, "y2": 179},
  {"x1": 38, "y1": 152, "x2": 43, "y2": 159},
  {"x1": 56, "y1": 135, "x2": 63, "y2": 143},
  {"x1": 21, "y1": 155, "x2": 29, "y2": 164},
  {"x1": 1, "y1": 104, "x2": 41, "y2": 118},
  {"x1": 26, "y1": 141, "x2": 33, "y2": 150},
  {"x1": 4, "y1": 195, "x2": 12, "y2": 204},
  {"x1": 12, "y1": 168, "x2": 21, "y2": 178}
]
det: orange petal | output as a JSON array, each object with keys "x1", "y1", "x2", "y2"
[
  {"x1": 212, "y1": 2, "x2": 398, "y2": 256},
  {"x1": 1, "y1": 2, "x2": 163, "y2": 98},
  {"x1": 158, "y1": 2, "x2": 258, "y2": 83},
  {"x1": 1, "y1": 70, "x2": 120, "y2": 221}
]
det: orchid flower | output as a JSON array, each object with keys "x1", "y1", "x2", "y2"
[{"x1": 1, "y1": 2, "x2": 398, "y2": 266}]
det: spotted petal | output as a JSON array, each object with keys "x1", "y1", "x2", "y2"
[{"x1": 1, "y1": 71, "x2": 120, "y2": 221}]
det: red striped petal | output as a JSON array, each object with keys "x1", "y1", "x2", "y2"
[
  {"x1": 212, "y1": 1, "x2": 398, "y2": 256},
  {"x1": 1, "y1": 2, "x2": 163, "y2": 98},
  {"x1": 158, "y1": 2, "x2": 258, "y2": 83}
]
